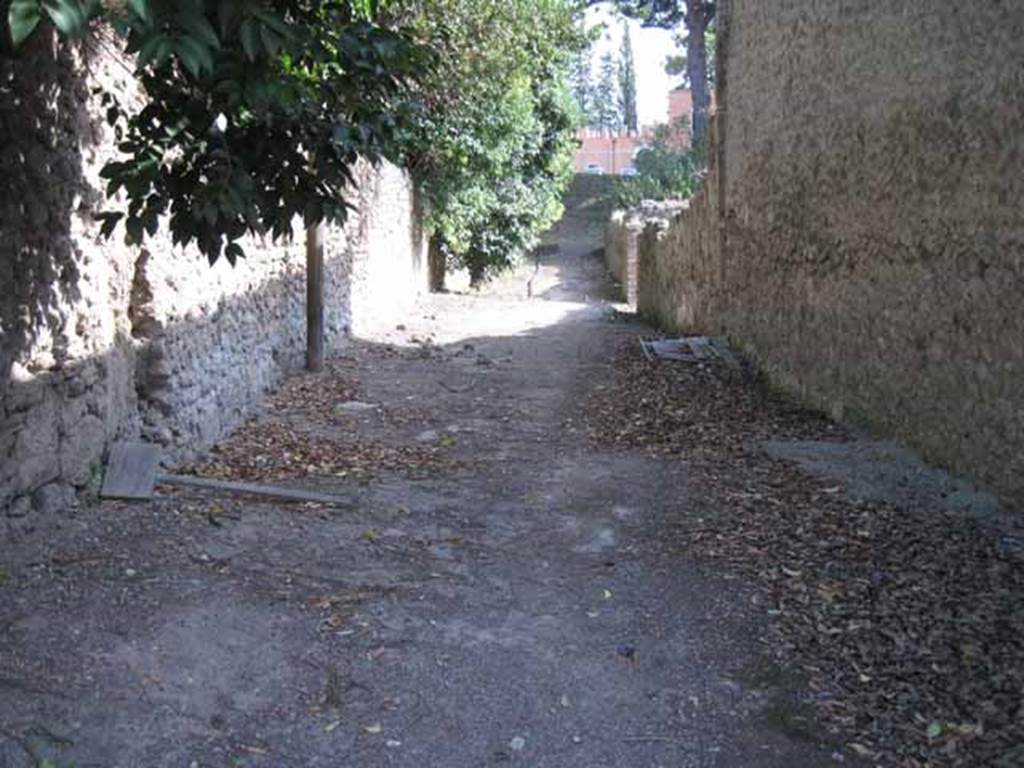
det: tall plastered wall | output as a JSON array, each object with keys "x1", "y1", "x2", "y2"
[
  {"x1": 0, "y1": 33, "x2": 427, "y2": 516},
  {"x1": 637, "y1": 2, "x2": 1024, "y2": 507}
]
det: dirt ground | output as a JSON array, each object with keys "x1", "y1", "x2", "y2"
[{"x1": 1, "y1": 244, "x2": 1018, "y2": 767}]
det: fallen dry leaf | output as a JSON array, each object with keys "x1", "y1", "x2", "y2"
[{"x1": 585, "y1": 339, "x2": 1024, "y2": 767}]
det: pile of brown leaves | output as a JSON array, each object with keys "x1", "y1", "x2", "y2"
[
  {"x1": 682, "y1": 464, "x2": 1024, "y2": 767},
  {"x1": 587, "y1": 341, "x2": 1024, "y2": 767},
  {"x1": 199, "y1": 420, "x2": 458, "y2": 483},
  {"x1": 262, "y1": 361, "x2": 363, "y2": 426},
  {"x1": 585, "y1": 339, "x2": 841, "y2": 460},
  {"x1": 193, "y1": 363, "x2": 459, "y2": 484}
]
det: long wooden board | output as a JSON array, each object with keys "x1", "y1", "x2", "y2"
[
  {"x1": 155, "y1": 473, "x2": 351, "y2": 507},
  {"x1": 100, "y1": 441, "x2": 352, "y2": 507}
]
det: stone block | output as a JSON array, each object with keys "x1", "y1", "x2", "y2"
[
  {"x1": 6, "y1": 494, "x2": 31, "y2": 518},
  {"x1": 31, "y1": 481, "x2": 77, "y2": 516},
  {"x1": 59, "y1": 412, "x2": 107, "y2": 486}
]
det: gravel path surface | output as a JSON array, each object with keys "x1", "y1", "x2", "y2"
[{"x1": 2, "y1": 247, "x2": 850, "y2": 767}]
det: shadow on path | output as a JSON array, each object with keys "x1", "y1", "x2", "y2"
[{"x1": 0, "y1": 250, "x2": 845, "y2": 767}]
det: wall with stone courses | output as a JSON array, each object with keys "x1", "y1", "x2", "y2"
[
  {"x1": 609, "y1": 199, "x2": 691, "y2": 310},
  {"x1": 636, "y1": 1, "x2": 1024, "y2": 507},
  {"x1": 634, "y1": 165, "x2": 721, "y2": 334},
  {"x1": 0, "y1": 34, "x2": 426, "y2": 518},
  {"x1": 605, "y1": 211, "x2": 636, "y2": 303}
]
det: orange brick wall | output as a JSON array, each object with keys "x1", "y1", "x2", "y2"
[{"x1": 573, "y1": 130, "x2": 647, "y2": 174}]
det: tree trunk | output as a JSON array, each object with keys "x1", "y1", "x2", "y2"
[
  {"x1": 685, "y1": 4, "x2": 713, "y2": 148},
  {"x1": 305, "y1": 222, "x2": 324, "y2": 372},
  {"x1": 428, "y1": 234, "x2": 446, "y2": 292}
]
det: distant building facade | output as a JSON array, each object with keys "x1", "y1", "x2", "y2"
[
  {"x1": 574, "y1": 88, "x2": 704, "y2": 174},
  {"x1": 666, "y1": 88, "x2": 715, "y2": 149},
  {"x1": 666, "y1": 89, "x2": 694, "y2": 149},
  {"x1": 573, "y1": 128, "x2": 651, "y2": 175}
]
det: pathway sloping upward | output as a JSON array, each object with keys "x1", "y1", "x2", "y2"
[{"x1": 2, "y1": 246, "x2": 847, "y2": 766}]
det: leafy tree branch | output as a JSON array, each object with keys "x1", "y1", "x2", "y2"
[{"x1": 5, "y1": 0, "x2": 429, "y2": 263}]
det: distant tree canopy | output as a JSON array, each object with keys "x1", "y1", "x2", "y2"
[
  {"x1": 592, "y1": 50, "x2": 621, "y2": 132},
  {"x1": 601, "y1": 0, "x2": 715, "y2": 145},
  {"x1": 618, "y1": 22, "x2": 638, "y2": 133},
  {"x1": 609, "y1": 0, "x2": 686, "y2": 26},
  {"x1": 568, "y1": 21, "x2": 638, "y2": 135},
  {"x1": 664, "y1": 24, "x2": 716, "y2": 91},
  {"x1": 396, "y1": 0, "x2": 588, "y2": 284},
  {"x1": 569, "y1": 39, "x2": 593, "y2": 121},
  {"x1": 5, "y1": 0, "x2": 429, "y2": 264}
]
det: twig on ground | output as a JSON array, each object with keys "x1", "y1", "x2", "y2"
[{"x1": 439, "y1": 380, "x2": 477, "y2": 394}]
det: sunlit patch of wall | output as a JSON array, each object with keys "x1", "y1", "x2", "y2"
[
  {"x1": 633, "y1": 1, "x2": 1024, "y2": 507},
  {"x1": 0, "y1": 32, "x2": 427, "y2": 519}
]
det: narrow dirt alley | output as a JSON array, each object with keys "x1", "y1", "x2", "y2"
[
  {"x1": 3, "y1": 245, "x2": 1020, "y2": 767},
  {"x1": 0, "y1": 245, "x2": 834, "y2": 767}
]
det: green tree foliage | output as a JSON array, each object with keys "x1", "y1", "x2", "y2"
[
  {"x1": 593, "y1": 50, "x2": 621, "y2": 133},
  {"x1": 398, "y1": 0, "x2": 587, "y2": 285},
  {"x1": 613, "y1": 124, "x2": 699, "y2": 206},
  {"x1": 5, "y1": 0, "x2": 429, "y2": 263},
  {"x1": 602, "y1": 0, "x2": 715, "y2": 145},
  {"x1": 617, "y1": 22, "x2": 637, "y2": 133},
  {"x1": 569, "y1": 44, "x2": 596, "y2": 126},
  {"x1": 664, "y1": 22, "x2": 716, "y2": 89},
  {"x1": 571, "y1": 20, "x2": 636, "y2": 134}
]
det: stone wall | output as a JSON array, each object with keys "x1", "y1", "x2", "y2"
[
  {"x1": 636, "y1": 2, "x2": 1024, "y2": 507},
  {"x1": 608, "y1": 200, "x2": 688, "y2": 307},
  {"x1": 605, "y1": 211, "x2": 639, "y2": 303},
  {"x1": 1, "y1": 34, "x2": 427, "y2": 517}
]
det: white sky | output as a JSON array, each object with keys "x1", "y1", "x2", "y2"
[{"x1": 584, "y1": 4, "x2": 679, "y2": 127}]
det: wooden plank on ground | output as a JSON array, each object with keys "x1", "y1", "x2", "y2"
[
  {"x1": 155, "y1": 473, "x2": 351, "y2": 507},
  {"x1": 100, "y1": 442, "x2": 160, "y2": 500}
]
